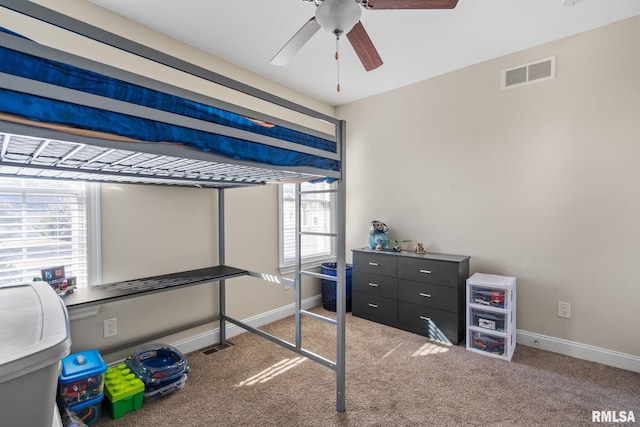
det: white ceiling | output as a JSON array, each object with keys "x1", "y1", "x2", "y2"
[{"x1": 87, "y1": 0, "x2": 640, "y2": 107}]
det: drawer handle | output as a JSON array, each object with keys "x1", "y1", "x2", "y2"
[
  {"x1": 419, "y1": 269, "x2": 432, "y2": 274},
  {"x1": 369, "y1": 262, "x2": 379, "y2": 266},
  {"x1": 419, "y1": 292, "x2": 432, "y2": 298},
  {"x1": 368, "y1": 283, "x2": 379, "y2": 287},
  {"x1": 419, "y1": 316, "x2": 432, "y2": 321},
  {"x1": 368, "y1": 303, "x2": 378, "y2": 308}
]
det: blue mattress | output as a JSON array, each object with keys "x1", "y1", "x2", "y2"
[{"x1": 0, "y1": 28, "x2": 339, "y2": 173}]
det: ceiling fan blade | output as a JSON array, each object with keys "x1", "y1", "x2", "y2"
[
  {"x1": 364, "y1": 0, "x2": 458, "y2": 9},
  {"x1": 347, "y1": 21, "x2": 383, "y2": 72},
  {"x1": 270, "y1": 17, "x2": 321, "y2": 66}
]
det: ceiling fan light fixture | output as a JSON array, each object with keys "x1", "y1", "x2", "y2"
[{"x1": 316, "y1": 0, "x2": 362, "y2": 35}]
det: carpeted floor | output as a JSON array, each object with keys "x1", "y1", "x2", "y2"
[{"x1": 93, "y1": 307, "x2": 639, "y2": 426}]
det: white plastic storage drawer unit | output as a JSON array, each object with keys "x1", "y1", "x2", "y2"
[{"x1": 466, "y1": 273, "x2": 516, "y2": 361}]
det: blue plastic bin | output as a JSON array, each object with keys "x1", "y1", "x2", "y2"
[
  {"x1": 58, "y1": 350, "x2": 107, "y2": 406},
  {"x1": 320, "y1": 263, "x2": 352, "y2": 312},
  {"x1": 69, "y1": 394, "x2": 103, "y2": 426}
]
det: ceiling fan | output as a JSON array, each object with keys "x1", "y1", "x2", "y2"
[{"x1": 270, "y1": 0, "x2": 459, "y2": 73}]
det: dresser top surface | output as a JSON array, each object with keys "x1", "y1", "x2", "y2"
[{"x1": 352, "y1": 248, "x2": 470, "y2": 263}]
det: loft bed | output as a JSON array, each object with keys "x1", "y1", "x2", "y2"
[{"x1": 0, "y1": 1, "x2": 348, "y2": 413}]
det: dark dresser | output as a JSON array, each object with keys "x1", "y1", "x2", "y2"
[{"x1": 351, "y1": 248, "x2": 470, "y2": 344}]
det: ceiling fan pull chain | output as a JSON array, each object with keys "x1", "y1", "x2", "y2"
[{"x1": 336, "y1": 34, "x2": 341, "y2": 92}]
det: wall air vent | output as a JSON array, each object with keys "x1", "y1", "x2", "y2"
[{"x1": 502, "y1": 56, "x2": 556, "y2": 90}]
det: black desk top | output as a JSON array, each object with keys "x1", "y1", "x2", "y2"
[
  {"x1": 352, "y1": 248, "x2": 470, "y2": 263},
  {"x1": 63, "y1": 265, "x2": 248, "y2": 309}
]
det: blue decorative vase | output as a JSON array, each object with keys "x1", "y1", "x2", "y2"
[{"x1": 368, "y1": 231, "x2": 389, "y2": 250}]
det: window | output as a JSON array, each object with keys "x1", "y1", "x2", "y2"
[
  {"x1": 0, "y1": 177, "x2": 100, "y2": 287},
  {"x1": 279, "y1": 181, "x2": 336, "y2": 273}
]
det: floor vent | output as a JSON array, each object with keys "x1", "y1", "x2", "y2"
[
  {"x1": 201, "y1": 342, "x2": 234, "y2": 355},
  {"x1": 502, "y1": 56, "x2": 556, "y2": 90}
]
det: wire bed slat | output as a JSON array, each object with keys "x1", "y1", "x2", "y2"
[{"x1": 0, "y1": 132, "x2": 327, "y2": 188}]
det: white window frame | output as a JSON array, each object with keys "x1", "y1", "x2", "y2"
[
  {"x1": 278, "y1": 181, "x2": 336, "y2": 274},
  {"x1": 0, "y1": 177, "x2": 101, "y2": 288},
  {"x1": 86, "y1": 183, "x2": 101, "y2": 286}
]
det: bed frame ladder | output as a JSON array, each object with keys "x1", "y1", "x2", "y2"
[
  {"x1": 217, "y1": 175, "x2": 347, "y2": 412},
  {"x1": 294, "y1": 181, "x2": 347, "y2": 412}
]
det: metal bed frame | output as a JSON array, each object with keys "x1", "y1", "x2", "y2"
[{"x1": 0, "y1": 1, "x2": 348, "y2": 412}]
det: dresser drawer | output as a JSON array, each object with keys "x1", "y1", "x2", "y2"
[
  {"x1": 353, "y1": 251, "x2": 397, "y2": 277},
  {"x1": 351, "y1": 248, "x2": 468, "y2": 345},
  {"x1": 352, "y1": 291, "x2": 397, "y2": 322},
  {"x1": 398, "y1": 280, "x2": 458, "y2": 312},
  {"x1": 398, "y1": 302, "x2": 460, "y2": 342},
  {"x1": 397, "y1": 257, "x2": 459, "y2": 288},
  {"x1": 353, "y1": 271, "x2": 398, "y2": 299}
]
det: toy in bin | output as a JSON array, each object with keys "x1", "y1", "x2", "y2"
[
  {"x1": 58, "y1": 350, "x2": 107, "y2": 406},
  {"x1": 39, "y1": 265, "x2": 77, "y2": 296},
  {"x1": 472, "y1": 288, "x2": 505, "y2": 308},
  {"x1": 472, "y1": 332, "x2": 505, "y2": 355},
  {"x1": 125, "y1": 344, "x2": 191, "y2": 387}
]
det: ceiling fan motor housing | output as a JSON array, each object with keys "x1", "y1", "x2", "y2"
[{"x1": 316, "y1": 0, "x2": 362, "y2": 34}]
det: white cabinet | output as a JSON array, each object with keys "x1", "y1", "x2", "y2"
[{"x1": 466, "y1": 273, "x2": 516, "y2": 361}]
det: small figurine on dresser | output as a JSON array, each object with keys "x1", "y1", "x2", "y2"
[
  {"x1": 415, "y1": 242, "x2": 426, "y2": 254},
  {"x1": 368, "y1": 220, "x2": 389, "y2": 251}
]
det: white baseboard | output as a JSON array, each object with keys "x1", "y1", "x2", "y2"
[
  {"x1": 170, "y1": 295, "x2": 322, "y2": 355},
  {"x1": 517, "y1": 330, "x2": 640, "y2": 373}
]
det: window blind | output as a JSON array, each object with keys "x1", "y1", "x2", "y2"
[
  {"x1": 281, "y1": 181, "x2": 334, "y2": 265},
  {"x1": 0, "y1": 178, "x2": 89, "y2": 286}
]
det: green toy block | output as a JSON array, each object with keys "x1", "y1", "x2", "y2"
[{"x1": 103, "y1": 364, "x2": 145, "y2": 419}]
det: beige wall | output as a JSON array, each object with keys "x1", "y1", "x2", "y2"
[
  {"x1": 67, "y1": 185, "x2": 219, "y2": 357},
  {"x1": 70, "y1": 184, "x2": 318, "y2": 360},
  {"x1": 338, "y1": 16, "x2": 640, "y2": 356},
  {"x1": 99, "y1": 185, "x2": 218, "y2": 283}
]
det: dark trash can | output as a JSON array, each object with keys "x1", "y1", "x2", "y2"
[{"x1": 320, "y1": 263, "x2": 352, "y2": 312}]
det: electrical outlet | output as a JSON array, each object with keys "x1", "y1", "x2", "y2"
[
  {"x1": 558, "y1": 302, "x2": 571, "y2": 319},
  {"x1": 104, "y1": 318, "x2": 117, "y2": 337}
]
